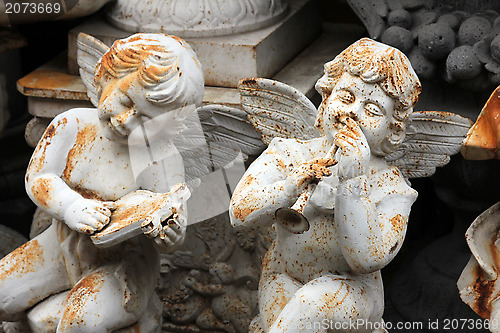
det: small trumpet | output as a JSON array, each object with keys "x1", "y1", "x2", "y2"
[{"x1": 275, "y1": 144, "x2": 339, "y2": 234}]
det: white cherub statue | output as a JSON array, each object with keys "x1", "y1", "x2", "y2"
[
  {"x1": 0, "y1": 33, "x2": 204, "y2": 332},
  {"x1": 230, "y1": 38, "x2": 472, "y2": 332}
]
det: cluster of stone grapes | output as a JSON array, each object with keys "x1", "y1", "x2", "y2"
[{"x1": 380, "y1": 5, "x2": 500, "y2": 90}]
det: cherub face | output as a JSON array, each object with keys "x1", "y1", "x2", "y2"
[
  {"x1": 98, "y1": 72, "x2": 168, "y2": 144},
  {"x1": 320, "y1": 72, "x2": 396, "y2": 154}
]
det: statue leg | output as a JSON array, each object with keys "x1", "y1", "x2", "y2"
[
  {"x1": 267, "y1": 274, "x2": 384, "y2": 333},
  {"x1": 258, "y1": 271, "x2": 302, "y2": 330},
  {"x1": 0, "y1": 224, "x2": 71, "y2": 321},
  {"x1": 26, "y1": 290, "x2": 69, "y2": 333},
  {"x1": 57, "y1": 246, "x2": 160, "y2": 333}
]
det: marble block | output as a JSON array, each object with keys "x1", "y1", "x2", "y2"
[
  {"x1": 19, "y1": 23, "x2": 364, "y2": 146},
  {"x1": 67, "y1": 0, "x2": 322, "y2": 87}
]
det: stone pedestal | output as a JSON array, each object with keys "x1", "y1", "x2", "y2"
[{"x1": 68, "y1": 0, "x2": 322, "y2": 87}]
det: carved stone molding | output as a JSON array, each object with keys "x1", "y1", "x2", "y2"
[{"x1": 107, "y1": 0, "x2": 289, "y2": 37}]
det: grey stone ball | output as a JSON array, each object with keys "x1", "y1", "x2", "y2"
[
  {"x1": 446, "y1": 45, "x2": 482, "y2": 80},
  {"x1": 381, "y1": 26, "x2": 414, "y2": 54},
  {"x1": 409, "y1": 48, "x2": 436, "y2": 80},
  {"x1": 437, "y1": 13, "x2": 460, "y2": 30},
  {"x1": 388, "y1": 9, "x2": 412, "y2": 29},
  {"x1": 458, "y1": 16, "x2": 492, "y2": 46},
  {"x1": 418, "y1": 23, "x2": 456, "y2": 59},
  {"x1": 491, "y1": 34, "x2": 500, "y2": 62}
]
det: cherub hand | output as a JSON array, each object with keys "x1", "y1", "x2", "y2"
[
  {"x1": 141, "y1": 200, "x2": 187, "y2": 252},
  {"x1": 284, "y1": 157, "x2": 336, "y2": 198},
  {"x1": 64, "y1": 198, "x2": 116, "y2": 234},
  {"x1": 333, "y1": 117, "x2": 370, "y2": 181}
]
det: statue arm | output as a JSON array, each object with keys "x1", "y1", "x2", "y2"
[
  {"x1": 335, "y1": 167, "x2": 417, "y2": 273},
  {"x1": 25, "y1": 111, "x2": 113, "y2": 234},
  {"x1": 25, "y1": 113, "x2": 84, "y2": 221},
  {"x1": 229, "y1": 140, "x2": 297, "y2": 229}
]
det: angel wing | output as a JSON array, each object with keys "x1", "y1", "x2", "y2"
[
  {"x1": 76, "y1": 32, "x2": 109, "y2": 107},
  {"x1": 237, "y1": 78, "x2": 472, "y2": 179},
  {"x1": 386, "y1": 111, "x2": 473, "y2": 178},
  {"x1": 238, "y1": 78, "x2": 319, "y2": 144},
  {"x1": 173, "y1": 105, "x2": 265, "y2": 186},
  {"x1": 172, "y1": 105, "x2": 265, "y2": 224}
]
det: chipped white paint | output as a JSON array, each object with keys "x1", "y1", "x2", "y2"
[
  {"x1": 231, "y1": 38, "x2": 471, "y2": 332},
  {"x1": 107, "y1": 0, "x2": 288, "y2": 37}
]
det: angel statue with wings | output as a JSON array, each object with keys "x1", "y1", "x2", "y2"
[
  {"x1": 230, "y1": 38, "x2": 472, "y2": 332},
  {"x1": 0, "y1": 33, "x2": 206, "y2": 332}
]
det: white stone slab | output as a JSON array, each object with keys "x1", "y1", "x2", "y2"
[{"x1": 68, "y1": 0, "x2": 321, "y2": 87}]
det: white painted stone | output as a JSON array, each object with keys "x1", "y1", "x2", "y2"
[
  {"x1": 231, "y1": 38, "x2": 471, "y2": 332},
  {"x1": 107, "y1": 0, "x2": 289, "y2": 38}
]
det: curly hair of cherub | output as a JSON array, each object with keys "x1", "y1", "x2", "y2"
[
  {"x1": 95, "y1": 33, "x2": 204, "y2": 109},
  {"x1": 315, "y1": 38, "x2": 421, "y2": 121}
]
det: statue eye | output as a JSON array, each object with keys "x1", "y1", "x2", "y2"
[
  {"x1": 337, "y1": 90, "x2": 355, "y2": 104},
  {"x1": 364, "y1": 103, "x2": 384, "y2": 117}
]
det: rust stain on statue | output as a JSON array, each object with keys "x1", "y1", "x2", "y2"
[
  {"x1": 462, "y1": 85, "x2": 500, "y2": 160},
  {"x1": 390, "y1": 214, "x2": 405, "y2": 234},
  {"x1": 0, "y1": 240, "x2": 44, "y2": 281},
  {"x1": 471, "y1": 264, "x2": 495, "y2": 319},
  {"x1": 62, "y1": 124, "x2": 97, "y2": 182},
  {"x1": 27, "y1": 118, "x2": 68, "y2": 178}
]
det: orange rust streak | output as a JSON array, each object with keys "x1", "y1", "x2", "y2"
[
  {"x1": 390, "y1": 214, "x2": 405, "y2": 234},
  {"x1": 0, "y1": 240, "x2": 44, "y2": 281},
  {"x1": 464, "y1": 86, "x2": 500, "y2": 157},
  {"x1": 18, "y1": 70, "x2": 83, "y2": 90},
  {"x1": 62, "y1": 124, "x2": 97, "y2": 183},
  {"x1": 31, "y1": 178, "x2": 53, "y2": 208},
  {"x1": 28, "y1": 118, "x2": 68, "y2": 177}
]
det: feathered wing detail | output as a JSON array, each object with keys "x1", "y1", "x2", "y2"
[
  {"x1": 76, "y1": 33, "x2": 109, "y2": 108},
  {"x1": 386, "y1": 111, "x2": 473, "y2": 178},
  {"x1": 197, "y1": 105, "x2": 266, "y2": 159},
  {"x1": 238, "y1": 78, "x2": 320, "y2": 144}
]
